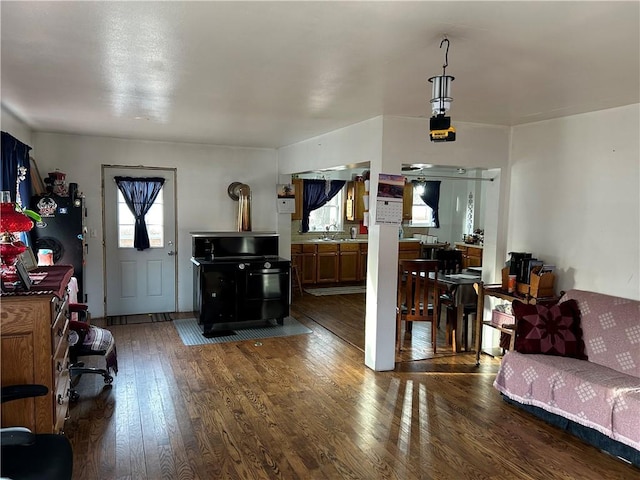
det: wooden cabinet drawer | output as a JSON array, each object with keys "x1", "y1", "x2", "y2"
[
  {"x1": 467, "y1": 246, "x2": 483, "y2": 257},
  {"x1": 339, "y1": 243, "x2": 359, "y2": 252},
  {"x1": 302, "y1": 244, "x2": 317, "y2": 253},
  {"x1": 54, "y1": 368, "x2": 70, "y2": 433},
  {"x1": 291, "y1": 244, "x2": 302, "y2": 254},
  {"x1": 52, "y1": 320, "x2": 69, "y2": 378},
  {"x1": 51, "y1": 309, "x2": 69, "y2": 352},
  {"x1": 398, "y1": 242, "x2": 421, "y2": 260},
  {"x1": 317, "y1": 243, "x2": 338, "y2": 253},
  {"x1": 51, "y1": 295, "x2": 67, "y2": 321},
  {"x1": 398, "y1": 242, "x2": 421, "y2": 251}
]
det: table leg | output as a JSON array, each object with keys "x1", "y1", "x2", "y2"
[
  {"x1": 474, "y1": 282, "x2": 485, "y2": 365},
  {"x1": 454, "y1": 305, "x2": 464, "y2": 352}
]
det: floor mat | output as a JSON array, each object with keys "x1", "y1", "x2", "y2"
[
  {"x1": 106, "y1": 312, "x2": 173, "y2": 326},
  {"x1": 173, "y1": 317, "x2": 312, "y2": 346},
  {"x1": 304, "y1": 286, "x2": 366, "y2": 296}
]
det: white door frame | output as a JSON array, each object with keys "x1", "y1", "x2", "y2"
[{"x1": 101, "y1": 164, "x2": 178, "y2": 316}]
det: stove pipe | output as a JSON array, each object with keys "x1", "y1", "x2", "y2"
[{"x1": 227, "y1": 182, "x2": 252, "y2": 232}]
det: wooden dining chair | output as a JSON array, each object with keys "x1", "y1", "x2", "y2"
[{"x1": 396, "y1": 259, "x2": 440, "y2": 353}]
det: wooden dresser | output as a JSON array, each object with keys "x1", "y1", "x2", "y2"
[{"x1": 1, "y1": 265, "x2": 73, "y2": 434}]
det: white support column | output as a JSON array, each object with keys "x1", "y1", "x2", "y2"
[
  {"x1": 364, "y1": 147, "x2": 401, "y2": 371},
  {"x1": 364, "y1": 223, "x2": 399, "y2": 370}
]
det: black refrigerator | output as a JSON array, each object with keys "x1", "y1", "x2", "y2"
[{"x1": 30, "y1": 193, "x2": 86, "y2": 301}]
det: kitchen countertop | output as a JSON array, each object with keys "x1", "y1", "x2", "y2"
[
  {"x1": 454, "y1": 242, "x2": 483, "y2": 249},
  {"x1": 291, "y1": 238, "x2": 421, "y2": 245}
]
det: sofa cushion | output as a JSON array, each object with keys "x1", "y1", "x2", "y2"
[
  {"x1": 494, "y1": 350, "x2": 640, "y2": 452},
  {"x1": 561, "y1": 290, "x2": 640, "y2": 377},
  {"x1": 513, "y1": 299, "x2": 587, "y2": 359}
]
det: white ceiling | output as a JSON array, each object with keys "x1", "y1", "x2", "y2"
[{"x1": 1, "y1": 1, "x2": 638, "y2": 149}]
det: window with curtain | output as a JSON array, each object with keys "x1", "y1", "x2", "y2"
[
  {"x1": 308, "y1": 189, "x2": 344, "y2": 232},
  {"x1": 301, "y1": 179, "x2": 346, "y2": 232},
  {"x1": 411, "y1": 180, "x2": 441, "y2": 228},
  {"x1": 117, "y1": 189, "x2": 164, "y2": 248},
  {"x1": 114, "y1": 176, "x2": 165, "y2": 251}
]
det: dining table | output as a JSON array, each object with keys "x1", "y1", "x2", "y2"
[{"x1": 430, "y1": 269, "x2": 482, "y2": 352}]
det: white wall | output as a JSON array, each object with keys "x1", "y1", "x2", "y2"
[
  {"x1": 279, "y1": 116, "x2": 384, "y2": 174},
  {"x1": 381, "y1": 116, "x2": 510, "y2": 170},
  {"x1": 509, "y1": 104, "x2": 639, "y2": 300},
  {"x1": 33, "y1": 132, "x2": 278, "y2": 316},
  {"x1": 1, "y1": 105, "x2": 33, "y2": 148}
]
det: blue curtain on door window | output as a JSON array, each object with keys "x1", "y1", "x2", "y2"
[
  {"x1": 414, "y1": 180, "x2": 441, "y2": 228},
  {"x1": 1, "y1": 131, "x2": 33, "y2": 245},
  {"x1": 301, "y1": 179, "x2": 346, "y2": 232},
  {"x1": 114, "y1": 176, "x2": 165, "y2": 251}
]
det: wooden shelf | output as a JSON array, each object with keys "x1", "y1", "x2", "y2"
[
  {"x1": 474, "y1": 282, "x2": 558, "y2": 365},
  {"x1": 481, "y1": 347, "x2": 508, "y2": 359}
]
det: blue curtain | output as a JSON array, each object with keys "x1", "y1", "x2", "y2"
[
  {"x1": 1, "y1": 132, "x2": 33, "y2": 246},
  {"x1": 414, "y1": 180, "x2": 441, "y2": 228},
  {"x1": 301, "y1": 179, "x2": 346, "y2": 232},
  {"x1": 1, "y1": 131, "x2": 32, "y2": 207},
  {"x1": 114, "y1": 176, "x2": 165, "y2": 251}
]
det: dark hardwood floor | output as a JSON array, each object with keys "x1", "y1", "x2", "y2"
[{"x1": 68, "y1": 294, "x2": 638, "y2": 479}]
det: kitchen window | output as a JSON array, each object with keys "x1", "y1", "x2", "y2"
[
  {"x1": 410, "y1": 183, "x2": 437, "y2": 227},
  {"x1": 308, "y1": 188, "x2": 344, "y2": 232}
]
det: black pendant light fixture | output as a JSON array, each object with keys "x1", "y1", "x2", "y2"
[{"x1": 428, "y1": 37, "x2": 456, "y2": 142}]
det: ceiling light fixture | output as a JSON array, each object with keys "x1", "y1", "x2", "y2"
[{"x1": 428, "y1": 37, "x2": 456, "y2": 142}]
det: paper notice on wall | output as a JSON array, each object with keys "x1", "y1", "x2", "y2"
[
  {"x1": 277, "y1": 184, "x2": 296, "y2": 214},
  {"x1": 375, "y1": 173, "x2": 404, "y2": 225}
]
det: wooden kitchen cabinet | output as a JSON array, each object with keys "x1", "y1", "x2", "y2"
[
  {"x1": 346, "y1": 180, "x2": 367, "y2": 221},
  {"x1": 291, "y1": 178, "x2": 304, "y2": 221},
  {"x1": 316, "y1": 243, "x2": 339, "y2": 283},
  {"x1": 455, "y1": 243, "x2": 483, "y2": 268},
  {"x1": 359, "y1": 243, "x2": 368, "y2": 281},
  {"x1": 293, "y1": 240, "x2": 424, "y2": 285},
  {"x1": 398, "y1": 241, "x2": 421, "y2": 261},
  {"x1": 402, "y1": 180, "x2": 413, "y2": 221},
  {"x1": 338, "y1": 243, "x2": 360, "y2": 282},
  {"x1": 1, "y1": 267, "x2": 72, "y2": 434},
  {"x1": 300, "y1": 243, "x2": 317, "y2": 284}
]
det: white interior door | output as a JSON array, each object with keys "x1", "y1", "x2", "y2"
[{"x1": 103, "y1": 166, "x2": 177, "y2": 316}]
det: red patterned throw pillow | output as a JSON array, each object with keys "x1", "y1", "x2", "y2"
[{"x1": 513, "y1": 299, "x2": 587, "y2": 359}]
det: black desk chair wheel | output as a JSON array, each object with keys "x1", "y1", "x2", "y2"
[{"x1": 1, "y1": 384, "x2": 73, "y2": 480}]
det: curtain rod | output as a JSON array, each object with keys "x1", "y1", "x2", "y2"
[{"x1": 406, "y1": 175, "x2": 495, "y2": 182}]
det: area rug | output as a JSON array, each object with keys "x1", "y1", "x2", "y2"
[
  {"x1": 106, "y1": 312, "x2": 173, "y2": 326},
  {"x1": 173, "y1": 317, "x2": 312, "y2": 346},
  {"x1": 304, "y1": 286, "x2": 366, "y2": 296}
]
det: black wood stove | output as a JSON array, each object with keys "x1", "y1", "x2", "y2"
[{"x1": 191, "y1": 232, "x2": 290, "y2": 335}]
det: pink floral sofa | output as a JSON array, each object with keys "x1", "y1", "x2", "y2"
[{"x1": 493, "y1": 289, "x2": 640, "y2": 466}]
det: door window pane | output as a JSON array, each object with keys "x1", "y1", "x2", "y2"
[{"x1": 117, "y1": 189, "x2": 164, "y2": 248}]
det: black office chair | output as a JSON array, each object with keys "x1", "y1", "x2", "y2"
[
  {"x1": 68, "y1": 303, "x2": 118, "y2": 401},
  {"x1": 1, "y1": 384, "x2": 73, "y2": 480}
]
